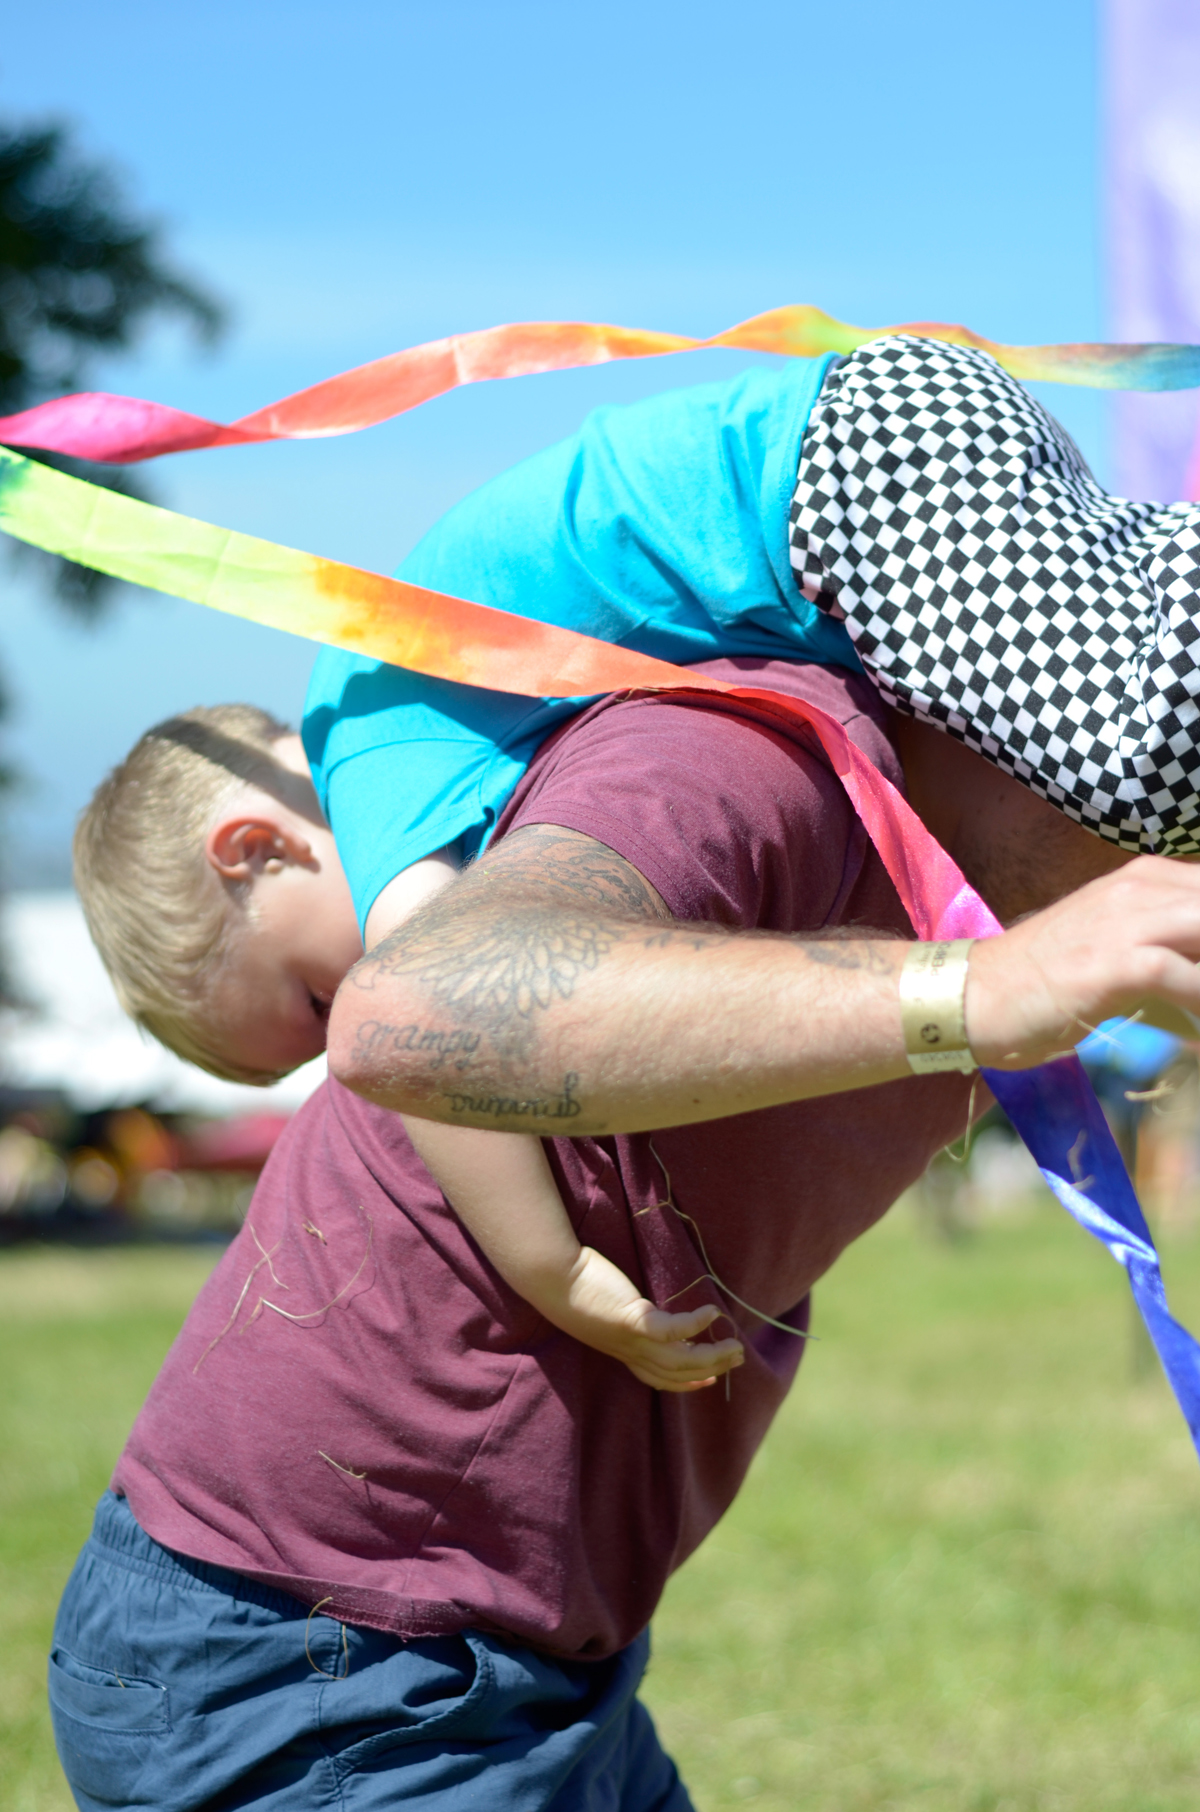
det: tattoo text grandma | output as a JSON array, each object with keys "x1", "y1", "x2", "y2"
[{"x1": 445, "y1": 1073, "x2": 583, "y2": 1122}]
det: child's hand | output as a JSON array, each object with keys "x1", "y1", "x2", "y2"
[{"x1": 562, "y1": 1246, "x2": 744, "y2": 1391}]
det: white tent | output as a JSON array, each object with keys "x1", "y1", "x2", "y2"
[{"x1": 0, "y1": 891, "x2": 325, "y2": 1116}]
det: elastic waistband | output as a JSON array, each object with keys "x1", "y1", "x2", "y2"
[{"x1": 88, "y1": 1492, "x2": 317, "y2": 1618}]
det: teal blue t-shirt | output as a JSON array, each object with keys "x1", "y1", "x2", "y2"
[{"x1": 302, "y1": 355, "x2": 859, "y2": 929}]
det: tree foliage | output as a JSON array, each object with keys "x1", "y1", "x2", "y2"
[{"x1": 0, "y1": 121, "x2": 224, "y2": 613}]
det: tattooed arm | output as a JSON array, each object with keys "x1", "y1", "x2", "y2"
[{"x1": 327, "y1": 822, "x2": 915, "y2": 1135}]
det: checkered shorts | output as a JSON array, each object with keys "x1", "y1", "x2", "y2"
[{"x1": 788, "y1": 335, "x2": 1200, "y2": 854}]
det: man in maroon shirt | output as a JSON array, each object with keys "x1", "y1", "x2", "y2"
[{"x1": 49, "y1": 660, "x2": 1200, "y2": 1810}]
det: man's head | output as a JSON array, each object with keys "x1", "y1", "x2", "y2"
[{"x1": 75, "y1": 705, "x2": 362, "y2": 1083}]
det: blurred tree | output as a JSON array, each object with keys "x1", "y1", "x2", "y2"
[{"x1": 0, "y1": 119, "x2": 224, "y2": 614}]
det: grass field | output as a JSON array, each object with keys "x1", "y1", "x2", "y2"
[{"x1": 3, "y1": 1203, "x2": 1200, "y2": 1811}]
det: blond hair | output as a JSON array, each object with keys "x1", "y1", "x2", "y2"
[{"x1": 74, "y1": 704, "x2": 296, "y2": 1085}]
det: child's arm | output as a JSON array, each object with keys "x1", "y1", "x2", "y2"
[
  {"x1": 364, "y1": 849, "x2": 741, "y2": 1389},
  {"x1": 401, "y1": 1115, "x2": 744, "y2": 1392}
]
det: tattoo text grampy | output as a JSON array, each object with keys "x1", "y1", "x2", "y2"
[{"x1": 351, "y1": 1020, "x2": 481, "y2": 1072}]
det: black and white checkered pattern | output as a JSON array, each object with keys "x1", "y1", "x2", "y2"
[{"x1": 788, "y1": 335, "x2": 1200, "y2": 854}]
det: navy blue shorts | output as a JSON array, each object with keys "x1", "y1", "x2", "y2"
[{"x1": 50, "y1": 1494, "x2": 694, "y2": 1811}]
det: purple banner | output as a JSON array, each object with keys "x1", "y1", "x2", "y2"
[{"x1": 1106, "y1": 0, "x2": 1200, "y2": 500}]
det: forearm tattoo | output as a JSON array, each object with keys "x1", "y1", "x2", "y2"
[
  {"x1": 343, "y1": 822, "x2": 899, "y2": 1126},
  {"x1": 355, "y1": 827, "x2": 665, "y2": 1020},
  {"x1": 345, "y1": 829, "x2": 668, "y2": 1115}
]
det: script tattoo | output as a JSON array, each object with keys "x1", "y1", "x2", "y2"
[
  {"x1": 445, "y1": 1073, "x2": 583, "y2": 1122},
  {"x1": 335, "y1": 824, "x2": 905, "y2": 1130},
  {"x1": 351, "y1": 1021, "x2": 481, "y2": 1072}
]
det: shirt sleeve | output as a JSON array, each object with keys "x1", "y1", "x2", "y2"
[
  {"x1": 302, "y1": 654, "x2": 588, "y2": 930},
  {"x1": 500, "y1": 682, "x2": 877, "y2": 936}
]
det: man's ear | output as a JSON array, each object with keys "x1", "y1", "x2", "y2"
[{"x1": 206, "y1": 811, "x2": 314, "y2": 882}]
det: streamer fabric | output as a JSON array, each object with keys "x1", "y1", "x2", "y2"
[
  {"x1": 1, "y1": 361, "x2": 1197, "y2": 1459},
  {"x1": 2, "y1": 305, "x2": 1200, "y2": 466}
]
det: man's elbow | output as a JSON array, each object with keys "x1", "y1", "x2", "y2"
[{"x1": 325, "y1": 979, "x2": 430, "y2": 1110}]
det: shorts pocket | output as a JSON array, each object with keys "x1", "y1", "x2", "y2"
[
  {"x1": 48, "y1": 1646, "x2": 169, "y2": 1732},
  {"x1": 334, "y1": 1632, "x2": 494, "y2": 1772}
]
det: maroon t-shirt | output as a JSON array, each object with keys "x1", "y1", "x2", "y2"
[{"x1": 114, "y1": 659, "x2": 972, "y2": 1658}]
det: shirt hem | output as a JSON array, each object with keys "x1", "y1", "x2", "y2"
[{"x1": 112, "y1": 1473, "x2": 631, "y2": 1659}]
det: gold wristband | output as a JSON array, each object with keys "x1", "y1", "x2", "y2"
[{"x1": 898, "y1": 940, "x2": 977, "y2": 1075}]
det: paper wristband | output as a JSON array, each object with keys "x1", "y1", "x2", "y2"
[
  {"x1": 898, "y1": 940, "x2": 976, "y2": 1074},
  {"x1": 3, "y1": 432, "x2": 1200, "y2": 1464},
  {"x1": 1, "y1": 305, "x2": 1199, "y2": 466}
]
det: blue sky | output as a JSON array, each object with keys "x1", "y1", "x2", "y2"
[{"x1": 1, "y1": 0, "x2": 1100, "y2": 880}]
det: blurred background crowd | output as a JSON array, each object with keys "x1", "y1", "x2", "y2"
[{"x1": 0, "y1": 890, "x2": 318, "y2": 1240}]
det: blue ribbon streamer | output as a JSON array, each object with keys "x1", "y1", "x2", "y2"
[{"x1": 985, "y1": 1057, "x2": 1200, "y2": 1453}]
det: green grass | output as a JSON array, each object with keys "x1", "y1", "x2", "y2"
[
  {"x1": 0, "y1": 1246, "x2": 220, "y2": 1812},
  {"x1": 4, "y1": 1209, "x2": 1200, "y2": 1810},
  {"x1": 643, "y1": 1205, "x2": 1200, "y2": 1810}
]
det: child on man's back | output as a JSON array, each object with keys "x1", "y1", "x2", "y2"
[
  {"x1": 75, "y1": 704, "x2": 743, "y2": 1393},
  {"x1": 77, "y1": 361, "x2": 857, "y2": 1390}
]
